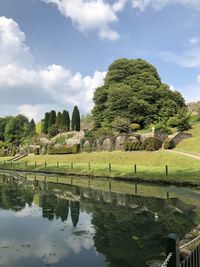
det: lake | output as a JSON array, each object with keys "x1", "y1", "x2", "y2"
[{"x1": 0, "y1": 172, "x2": 200, "y2": 267}]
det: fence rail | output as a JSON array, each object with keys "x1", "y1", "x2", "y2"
[
  {"x1": 162, "y1": 234, "x2": 200, "y2": 267},
  {"x1": 180, "y1": 245, "x2": 200, "y2": 267}
]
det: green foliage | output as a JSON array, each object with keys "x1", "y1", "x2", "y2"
[
  {"x1": 62, "y1": 110, "x2": 70, "y2": 131},
  {"x1": 56, "y1": 112, "x2": 63, "y2": 128},
  {"x1": 155, "y1": 121, "x2": 172, "y2": 134},
  {"x1": 177, "y1": 108, "x2": 191, "y2": 132},
  {"x1": 92, "y1": 58, "x2": 185, "y2": 129},
  {"x1": 111, "y1": 116, "x2": 131, "y2": 133},
  {"x1": 34, "y1": 147, "x2": 40, "y2": 155},
  {"x1": 0, "y1": 117, "x2": 11, "y2": 141},
  {"x1": 143, "y1": 137, "x2": 162, "y2": 151},
  {"x1": 48, "y1": 124, "x2": 59, "y2": 138},
  {"x1": 71, "y1": 106, "x2": 80, "y2": 131},
  {"x1": 167, "y1": 116, "x2": 179, "y2": 127},
  {"x1": 4, "y1": 115, "x2": 32, "y2": 146},
  {"x1": 130, "y1": 123, "x2": 140, "y2": 132},
  {"x1": 124, "y1": 137, "x2": 162, "y2": 151},
  {"x1": 42, "y1": 112, "x2": 50, "y2": 134},
  {"x1": 48, "y1": 110, "x2": 56, "y2": 128},
  {"x1": 124, "y1": 141, "x2": 142, "y2": 151},
  {"x1": 81, "y1": 143, "x2": 92, "y2": 153},
  {"x1": 164, "y1": 139, "x2": 175, "y2": 150},
  {"x1": 48, "y1": 144, "x2": 80, "y2": 154},
  {"x1": 36, "y1": 121, "x2": 43, "y2": 135}
]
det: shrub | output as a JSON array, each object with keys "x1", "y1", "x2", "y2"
[
  {"x1": 48, "y1": 124, "x2": 59, "y2": 138},
  {"x1": 48, "y1": 144, "x2": 80, "y2": 154},
  {"x1": 164, "y1": 139, "x2": 175, "y2": 150},
  {"x1": 155, "y1": 122, "x2": 172, "y2": 134},
  {"x1": 167, "y1": 116, "x2": 179, "y2": 127},
  {"x1": 82, "y1": 143, "x2": 92, "y2": 153},
  {"x1": 176, "y1": 108, "x2": 191, "y2": 132},
  {"x1": 143, "y1": 137, "x2": 162, "y2": 151},
  {"x1": 34, "y1": 147, "x2": 40, "y2": 155},
  {"x1": 111, "y1": 117, "x2": 131, "y2": 133},
  {"x1": 124, "y1": 141, "x2": 142, "y2": 151},
  {"x1": 130, "y1": 123, "x2": 140, "y2": 132}
]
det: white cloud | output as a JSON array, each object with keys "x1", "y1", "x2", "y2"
[
  {"x1": 130, "y1": 0, "x2": 200, "y2": 11},
  {"x1": 0, "y1": 17, "x2": 106, "y2": 121},
  {"x1": 0, "y1": 16, "x2": 33, "y2": 67},
  {"x1": 189, "y1": 37, "x2": 200, "y2": 46},
  {"x1": 43, "y1": 0, "x2": 125, "y2": 40},
  {"x1": 158, "y1": 47, "x2": 200, "y2": 68}
]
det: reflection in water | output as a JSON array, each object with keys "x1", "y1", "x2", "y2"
[{"x1": 0, "y1": 173, "x2": 198, "y2": 267}]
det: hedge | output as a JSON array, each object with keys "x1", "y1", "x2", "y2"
[
  {"x1": 124, "y1": 137, "x2": 162, "y2": 151},
  {"x1": 48, "y1": 144, "x2": 80, "y2": 154}
]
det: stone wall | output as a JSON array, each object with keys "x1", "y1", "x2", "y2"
[
  {"x1": 169, "y1": 132, "x2": 192, "y2": 145},
  {"x1": 81, "y1": 131, "x2": 192, "y2": 152}
]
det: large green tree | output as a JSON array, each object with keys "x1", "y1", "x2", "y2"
[
  {"x1": 92, "y1": 58, "x2": 185, "y2": 128},
  {"x1": 71, "y1": 106, "x2": 80, "y2": 131},
  {"x1": 4, "y1": 115, "x2": 31, "y2": 145}
]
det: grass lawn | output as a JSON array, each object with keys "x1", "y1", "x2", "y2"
[
  {"x1": 0, "y1": 150, "x2": 200, "y2": 184},
  {"x1": 175, "y1": 124, "x2": 200, "y2": 155}
]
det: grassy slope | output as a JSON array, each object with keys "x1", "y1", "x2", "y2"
[
  {"x1": 0, "y1": 124, "x2": 200, "y2": 184},
  {"x1": 0, "y1": 150, "x2": 199, "y2": 183},
  {"x1": 175, "y1": 124, "x2": 200, "y2": 155}
]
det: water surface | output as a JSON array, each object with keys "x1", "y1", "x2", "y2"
[{"x1": 0, "y1": 172, "x2": 200, "y2": 267}]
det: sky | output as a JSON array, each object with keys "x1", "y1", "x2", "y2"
[{"x1": 0, "y1": 0, "x2": 200, "y2": 121}]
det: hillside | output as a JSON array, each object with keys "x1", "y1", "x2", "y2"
[{"x1": 175, "y1": 123, "x2": 200, "y2": 155}]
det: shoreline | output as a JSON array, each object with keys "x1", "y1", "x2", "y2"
[{"x1": 1, "y1": 166, "x2": 200, "y2": 188}]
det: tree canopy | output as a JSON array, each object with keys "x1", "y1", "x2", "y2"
[{"x1": 92, "y1": 58, "x2": 185, "y2": 128}]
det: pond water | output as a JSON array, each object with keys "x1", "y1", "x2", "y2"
[{"x1": 0, "y1": 172, "x2": 200, "y2": 267}]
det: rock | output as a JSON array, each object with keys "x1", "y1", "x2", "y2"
[
  {"x1": 115, "y1": 135, "x2": 126, "y2": 150},
  {"x1": 102, "y1": 138, "x2": 112, "y2": 151},
  {"x1": 128, "y1": 136, "x2": 138, "y2": 142},
  {"x1": 92, "y1": 139, "x2": 101, "y2": 151}
]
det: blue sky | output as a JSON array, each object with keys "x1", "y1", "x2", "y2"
[{"x1": 0, "y1": 0, "x2": 199, "y2": 120}]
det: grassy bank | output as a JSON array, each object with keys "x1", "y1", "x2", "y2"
[
  {"x1": 175, "y1": 124, "x2": 200, "y2": 155},
  {"x1": 0, "y1": 150, "x2": 200, "y2": 185}
]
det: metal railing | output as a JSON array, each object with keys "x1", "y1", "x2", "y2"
[
  {"x1": 162, "y1": 234, "x2": 200, "y2": 267},
  {"x1": 180, "y1": 245, "x2": 200, "y2": 267}
]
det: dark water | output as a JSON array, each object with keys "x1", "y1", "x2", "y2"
[{"x1": 0, "y1": 173, "x2": 199, "y2": 267}]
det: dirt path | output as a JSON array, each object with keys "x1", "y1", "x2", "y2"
[{"x1": 165, "y1": 150, "x2": 200, "y2": 161}]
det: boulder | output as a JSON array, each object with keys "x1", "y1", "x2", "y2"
[
  {"x1": 115, "y1": 135, "x2": 126, "y2": 150},
  {"x1": 102, "y1": 138, "x2": 112, "y2": 151}
]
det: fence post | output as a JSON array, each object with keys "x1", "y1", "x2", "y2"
[
  {"x1": 166, "y1": 234, "x2": 180, "y2": 267},
  {"x1": 35, "y1": 161, "x2": 37, "y2": 168},
  {"x1": 135, "y1": 184, "x2": 138, "y2": 195},
  {"x1": 88, "y1": 162, "x2": 91, "y2": 171},
  {"x1": 109, "y1": 180, "x2": 112, "y2": 191},
  {"x1": 57, "y1": 162, "x2": 59, "y2": 168},
  {"x1": 109, "y1": 163, "x2": 111, "y2": 172},
  {"x1": 134, "y1": 164, "x2": 137, "y2": 174},
  {"x1": 166, "y1": 165, "x2": 169, "y2": 176},
  {"x1": 71, "y1": 163, "x2": 73, "y2": 170},
  {"x1": 44, "y1": 162, "x2": 47, "y2": 168}
]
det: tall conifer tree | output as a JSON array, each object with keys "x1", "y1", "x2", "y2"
[
  {"x1": 43, "y1": 112, "x2": 50, "y2": 134},
  {"x1": 62, "y1": 110, "x2": 70, "y2": 131},
  {"x1": 56, "y1": 112, "x2": 62, "y2": 128},
  {"x1": 71, "y1": 106, "x2": 80, "y2": 131},
  {"x1": 48, "y1": 110, "x2": 56, "y2": 128}
]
